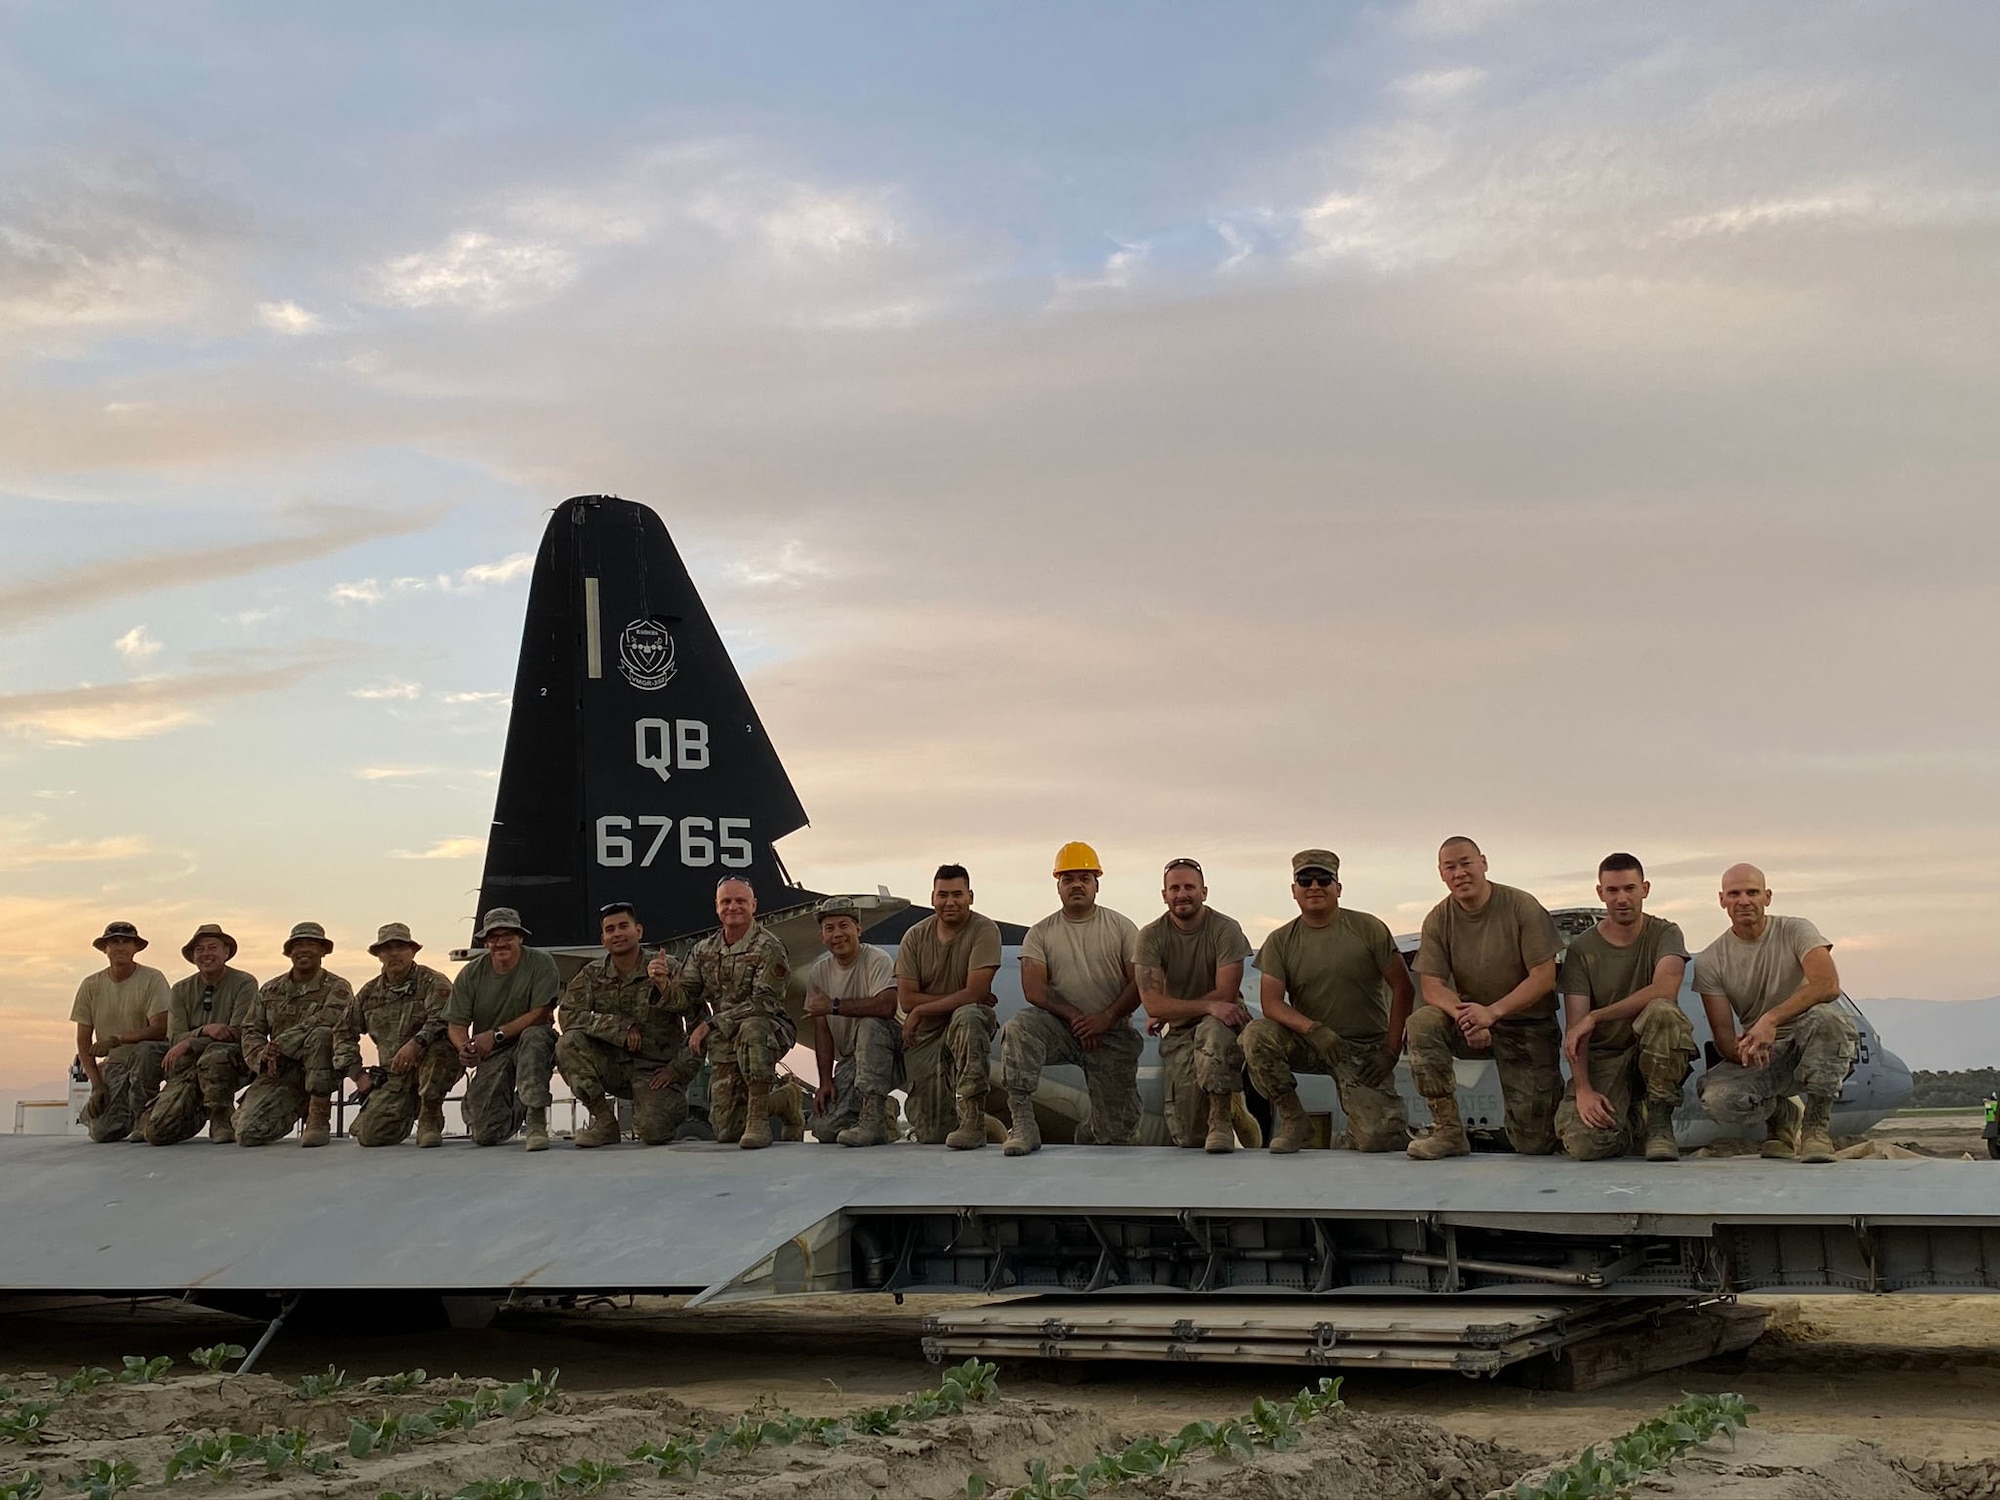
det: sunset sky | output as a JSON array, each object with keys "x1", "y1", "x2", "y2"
[{"x1": 5, "y1": 1, "x2": 1998, "y2": 1097}]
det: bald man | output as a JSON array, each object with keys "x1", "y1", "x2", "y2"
[{"x1": 1692, "y1": 864, "x2": 1857, "y2": 1163}]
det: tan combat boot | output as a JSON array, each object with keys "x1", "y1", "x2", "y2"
[
  {"x1": 945, "y1": 1095, "x2": 987, "y2": 1151},
  {"x1": 1762, "y1": 1096, "x2": 1801, "y2": 1159},
  {"x1": 838, "y1": 1093, "x2": 890, "y2": 1147},
  {"x1": 1002, "y1": 1093, "x2": 1041, "y2": 1157},
  {"x1": 710, "y1": 1061, "x2": 743, "y2": 1143},
  {"x1": 739, "y1": 1082, "x2": 773, "y2": 1150},
  {"x1": 1407, "y1": 1095, "x2": 1471, "y2": 1160},
  {"x1": 1798, "y1": 1096, "x2": 1837, "y2": 1163},
  {"x1": 300, "y1": 1094, "x2": 332, "y2": 1148},
  {"x1": 574, "y1": 1098, "x2": 620, "y2": 1148},
  {"x1": 1204, "y1": 1092, "x2": 1237, "y2": 1154},
  {"x1": 1643, "y1": 1100, "x2": 1679, "y2": 1162},
  {"x1": 1268, "y1": 1092, "x2": 1311, "y2": 1154},
  {"x1": 207, "y1": 1106, "x2": 235, "y2": 1145},
  {"x1": 521, "y1": 1104, "x2": 548, "y2": 1153},
  {"x1": 417, "y1": 1100, "x2": 446, "y2": 1149}
]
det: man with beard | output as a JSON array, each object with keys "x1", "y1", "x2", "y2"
[
  {"x1": 137, "y1": 924, "x2": 258, "y2": 1146},
  {"x1": 340, "y1": 923, "x2": 463, "y2": 1148},
  {"x1": 894, "y1": 865, "x2": 1002, "y2": 1150},
  {"x1": 561, "y1": 903, "x2": 701, "y2": 1147},
  {"x1": 237, "y1": 922, "x2": 352, "y2": 1148},
  {"x1": 1136, "y1": 858, "x2": 1252, "y2": 1153}
]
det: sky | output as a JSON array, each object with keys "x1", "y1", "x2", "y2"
[{"x1": 4, "y1": 0, "x2": 1999, "y2": 1095}]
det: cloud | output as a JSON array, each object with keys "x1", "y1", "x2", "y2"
[
  {"x1": 0, "y1": 834, "x2": 151, "y2": 873},
  {"x1": 0, "y1": 505, "x2": 444, "y2": 634},
  {"x1": 456, "y1": 552, "x2": 534, "y2": 587},
  {"x1": 256, "y1": 299, "x2": 321, "y2": 334},
  {"x1": 112, "y1": 625, "x2": 163, "y2": 665},
  {"x1": 350, "y1": 680, "x2": 421, "y2": 701},
  {"x1": 355, "y1": 765, "x2": 440, "y2": 780},
  {"x1": 390, "y1": 836, "x2": 486, "y2": 860},
  {"x1": 0, "y1": 646, "x2": 352, "y2": 745},
  {"x1": 368, "y1": 230, "x2": 577, "y2": 313},
  {"x1": 728, "y1": 540, "x2": 829, "y2": 590},
  {"x1": 438, "y1": 690, "x2": 507, "y2": 706},
  {"x1": 327, "y1": 578, "x2": 385, "y2": 606}
]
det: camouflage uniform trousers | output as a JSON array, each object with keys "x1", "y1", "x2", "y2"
[
  {"x1": 556, "y1": 1031, "x2": 698, "y2": 1145},
  {"x1": 81, "y1": 1042, "x2": 169, "y2": 1143},
  {"x1": 1555, "y1": 999, "x2": 1698, "y2": 1161},
  {"x1": 804, "y1": 1017, "x2": 903, "y2": 1143},
  {"x1": 1158, "y1": 1018, "x2": 1246, "y2": 1149},
  {"x1": 1406, "y1": 1006, "x2": 1563, "y2": 1156},
  {"x1": 1240, "y1": 1019, "x2": 1408, "y2": 1152},
  {"x1": 138, "y1": 1039, "x2": 252, "y2": 1146},
  {"x1": 352, "y1": 1041, "x2": 466, "y2": 1148},
  {"x1": 706, "y1": 1008, "x2": 799, "y2": 1144},
  {"x1": 234, "y1": 1027, "x2": 337, "y2": 1147},
  {"x1": 461, "y1": 1024, "x2": 558, "y2": 1146},
  {"x1": 1697, "y1": 1003, "x2": 1859, "y2": 1130},
  {"x1": 903, "y1": 1005, "x2": 996, "y2": 1145},
  {"x1": 1000, "y1": 1007, "x2": 1143, "y2": 1146}
]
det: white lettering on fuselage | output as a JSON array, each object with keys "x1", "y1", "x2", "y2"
[
  {"x1": 595, "y1": 815, "x2": 751, "y2": 868},
  {"x1": 634, "y1": 718, "x2": 710, "y2": 782}
]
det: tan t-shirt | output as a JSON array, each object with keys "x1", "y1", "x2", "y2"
[
  {"x1": 1020, "y1": 906, "x2": 1138, "y2": 1018},
  {"x1": 806, "y1": 945, "x2": 897, "y2": 1060},
  {"x1": 167, "y1": 967, "x2": 261, "y2": 1043},
  {"x1": 1136, "y1": 909, "x2": 1252, "y2": 1002},
  {"x1": 1256, "y1": 909, "x2": 1401, "y2": 1040},
  {"x1": 1694, "y1": 915, "x2": 1832, "y2": 1034},
  {"x1": 1559, "y1": 916, "x2": 1690, "y2": 1051},
  {"x1": 70, "y1": 965, "x2": 172, "y2": 1061},
  {"x1": 894, "y1": 913, "x2": 1004, "y2": 1032},
  {"x1": 1413, "y1": 883, "x2": 1560, "y2": 1019}
]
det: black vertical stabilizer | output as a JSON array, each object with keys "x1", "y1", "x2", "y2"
[{"x1": 477, "y1": 496, "x2": 811, "y2": 946}]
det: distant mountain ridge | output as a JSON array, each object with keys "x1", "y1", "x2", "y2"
[{"x1": 1855, "y1": 995, "x2": 2000, "y2": 1073}]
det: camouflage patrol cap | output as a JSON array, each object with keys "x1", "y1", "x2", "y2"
[
  {"x1": 1291, "y1": 849, "x2": 1341, "y2": 879},
  {"x1": 815, "y1": 896, "x2": 861, "y2": 925},
  {"x1": 180, "y1": 923, "x2": 238, "y2": 961},
  {"x1": 282, "y1": 920, "x2": 333, "y2": 954},
  {"x1": 368, "y1": 921, "x2": 422, "y2": 956},
  {"x1": 475, "y1": 907, "x2": 530, "y2": 941},
  {"x1": 93, "y1": 920, "x2": 148, "y2": 952}
]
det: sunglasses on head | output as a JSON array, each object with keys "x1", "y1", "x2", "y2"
[
  {"x1": 1163, "y1": 857, "x2": 1203, "y2": 877},
  {"x1": 1294, "y1": 872, "x2": 1335, "y2": 888},
  {"x1": 598, "y1": 902, "x2": 636, "y2": 917}
]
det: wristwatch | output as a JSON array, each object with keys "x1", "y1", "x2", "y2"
[{"x1": 829, "y1": 996, "x2": 841, "y2": 1016}]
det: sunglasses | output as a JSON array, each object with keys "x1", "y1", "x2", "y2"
[
  {"x1": 1294, "y1": 872, "x2": 1336, "y2": 888},
  {"x1": 1163, "y1": 857, "x2": 1204, "y2": 876},
  {"x1": 598, "y1": 902, "x2": 636, "y2": 917}
]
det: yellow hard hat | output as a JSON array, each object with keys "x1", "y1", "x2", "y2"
[{"x1": 1053, "y1": 841, "x2": 1103, "y2": 876}]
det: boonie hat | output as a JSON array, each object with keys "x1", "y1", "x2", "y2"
[
  {"x1": 1291, "y1": 849, "x2": 1341, "y2": 879},
  {"x1": 93, "y1": 920, "x2": 148, "y2": 953},
  {"x1": 282, "y1": 921, "x2": 333, "y2": 954},
  {"x1": 180, "y1": 923, "x2": 238, "y2": 962},
  {"x1": 815, "y1": 896, "x2": 861, "y2": 923},
  {"x1": 475, "y1": 907, "x2": 531, "y2": 941},
  {"x1": 368, "y1": 921, "x2": 422, "y2": 956}
]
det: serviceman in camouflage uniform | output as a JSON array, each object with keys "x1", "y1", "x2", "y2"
[
  {"x1": 1002, "y1": 841, "x2": 1142, "y2": 1155},
  {"x1": 339, "y1": 923, "x2": 462, "y2": 1148},
  {"x1": 803, "y1": 896, "x2": 901, "y2": 1147},
  {"x1": 1693, "y1": 863, "x2": 1858, "y2": 1164},
  {"x1": 71, "y1": 921, "x2": 171, "y2": 1143},
  {"x1": 1242, "y1": 850, "x2": 1414, "y2": 1154},
  {"x1": 1554, "y1": 854, "x2": 1698, "y2": 1163},
  {"x1": 895, "y1": 864, "x2": 1002, "y2": 1150},
  {"x1": 236, "y1": 922, "x2": 352, "y2": 1148},
  {"x1": 679, "y1": 877, "x2": 794, "y2": 1150},
  {"x1": 1135, "y1": 858, "x2": 1253, "y2": 1153},
  {"x1": 447, "y1": 907, "x2": 562, "y2": 1151},
  {"x1": 137, "y1": 924, "x2": 258, "y2": 1146},
  {"x1": 558, "y1": 903, "x2": 701, "y2": 1147},
  {"x1": 1406, "y1": 838, "x2": 1562, "y2": 1159}
]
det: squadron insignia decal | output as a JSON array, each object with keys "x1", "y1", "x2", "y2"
[{"x1": 617, "y1": 618, "x2": 678, "y2": 690}]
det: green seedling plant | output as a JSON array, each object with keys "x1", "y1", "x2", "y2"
[
  {"x1": 452, "y1": 1482, "x2": 547, "y2": 1500},
  {"x1": 187, "y1": 1347, "x2": 245, "y2": 1375},
  {"x1": 165, "y1": 1429, "x2": 332, "y2": 1484},
  {"x1": 63, "y1": 1459, "x2": 137, "y2": 1500},
  {"x1": 2, "y1": 1472, "x2": 44, "y2": 1500},
  {"x1": 368, "y1": 1370, "x2": 428, "y2": 1396},
  {"x1": 498, "y1": 1371, "x2": 560, "y2": 1416},
  {"x1": 627, "y1": 1438, "x2": 702, "y2": 1480},
  {"x1": 295, "y1": 1367, "x2": 350, "y2": 1400},
  {"x1": 552, "y1": 1461, "x2": 624, "y2": 1495},
  {"x1": 54, "y1": 1371, "x2": 110, "y2": 1400},
  {"x1": 845, "y1": 1358, "x2": 999, "y2": 1440},
  {"x1": 114, "y1": 1357, "x2": 171, "y2": 1386},
  {"x1": 435, "y1": 1392, "x2": 502, "y2": 1433},
  {"x1": 0, "y1": 1405, "x2": 54, "y2": 1446},
  {"x1": 1505, "y1": 1392, "x2": 1757, "y2": 1500},
  {"x1": 348, "y1": 1413, "x2": 441, "y2": 1459}
]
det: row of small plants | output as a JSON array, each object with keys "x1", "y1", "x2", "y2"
[
  {"x1": 1, "y1": 1357, "x2": 191, "y2": 1446},
  {"x1": 1502, "y1": 1392, "x2": 1757, "y2": 1500},
  {"x1": 964, "y1": 1377, "x2": 1346, "y2": 1500}
]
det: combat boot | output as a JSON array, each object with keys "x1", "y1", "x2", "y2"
[
  {"x1": 1002, "y1": 1093, "x2": 1041, "y2": 1157},
  {"x1": 207, "y1": 1106, "x2": 235, "y2": 1145},
  {"x1": 837, "y1": 1093, "x2": 890, "y2": 1148},
  {"x1": 945, "y1": 1095, "x2": 987, "y2": 1151},
  {"x1": 1204, "y1": 1092, "x2": 1237, "y2": 1154},
  {"x1": 417, "y1": 1100, "x2": 446, "y2": 1149},
  {"x1": 1762, "y1": 1096, "x2": 1801, "y2": 1159},
  {"x1": 1268, "y1": 1092, "x2": 1312, "y2": 1154},
  {"x1": 1798, "y1": 1096, "x2": 1837, "y2": 1163},
  {"x1": 300, "y1": 1094, "x2": 332, "y2": 1148},
  {"x1": 710, "y1": 1061, "x2": 743, "y2": 1143},
  {"x1": 521, "y1": 1104, "x2": 549, "y2": 1152},
  {"x1": 1643, "y1": 1100, "x2": 1679, "y2": 1162},
  {"x1": 739, "y1": 1083, "x2": 773, "y2": 1150},
  {"x1": 574, "y1": 1098, "x2": 620, "y2": 1148},
  {"x1": 1407, "y1": 1095, "x2": 1471, "y2": 1160}
]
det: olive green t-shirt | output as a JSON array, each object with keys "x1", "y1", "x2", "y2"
[
  {"x1": 1413, "y1": 882, "x2": 1560, "y2": 1019},
  {"x1": 895, "y1": 913, "x2": 1004, "y2": 1034},
  {"x1": 1559, "y1": 916, "x2": 1690, "y2": 1051},
  {"x1": 445, "y1": 948, "x2": 561, "y2": 1031},
  {"x1": 167, "y1": 967, "x2": 261, "y2": 1043},
  {"x1": 1020, "y1": 906, "x2": 1138, "y2": 1018},
  {"x1": 1135, "y1": 909, "x2": 1252, "y2": 1003},
  {"x1": 1256, "y1": 909, "x2": 1400, "y2": 1040}
]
